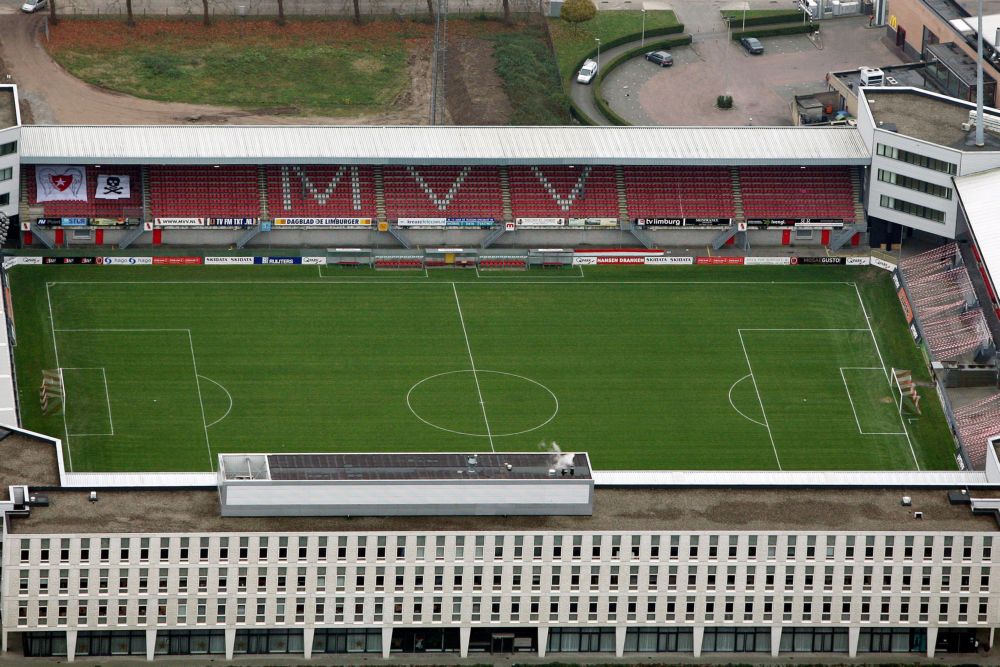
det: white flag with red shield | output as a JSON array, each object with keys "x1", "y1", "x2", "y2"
[{"x1": 36, "y1": 166, "x2": 88, "y2": 202}]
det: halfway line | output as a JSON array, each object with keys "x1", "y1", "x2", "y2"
[{"x1": 452, "y1": 283, "x2": 495, "y2": 452}]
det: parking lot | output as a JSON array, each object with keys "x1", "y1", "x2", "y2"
[{"x1": 602, "y1": 15, "x2": 905, "y2": 126}]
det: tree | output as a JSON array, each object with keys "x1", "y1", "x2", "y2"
[
  {"x1": 276, "y1": 0, "x2": 285, "y2": 25},
  {"x1": 125, "y1": 0, "x2": 134, "y2": 27},
  {"x1": 560, "y1": 0, "x2": 596, "y2": 23},
  {"x1": 502, "y1": 0, "x2": 511, "y2": 24},
  {"x1": 353, "y1": 0, "x2": 361, "y2": 24},
  {"x1": 48, "y1": 0, "x2": 58, "y2": 26},
  {"x1": 202, "y1": 0, "x2": 210, "y2": 26},
  {"x1": 427, "y1": 0, "x2": 434, "y2": 18}
]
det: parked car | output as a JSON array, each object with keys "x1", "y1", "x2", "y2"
[
  {"x1": 21, "y1": 0, "x2": 47, "y2": 12},
  {"x1": 740, "y1": 37, "x2": 764, "y2": 55},
  {"x1": 576, "y1": 60, "x2": 598, "y2": 85},
  {"x1": 644, "y1": 50, "x2": 673, "y2": 67}
]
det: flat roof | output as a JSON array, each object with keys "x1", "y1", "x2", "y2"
[
  {"x1": 16, "y1": 125, "x2": 872, "y2": 166},
  {"x1": 833, "y1": 64, "x2": 937, "y2": 95},
  {"x1": 239, "y1": 452, "x2": 593, "y2": 482},
  {"x1": 864, "y1": 88, "x2": 1000, "y2": 150},
  {"x1": 956, "y1": 168, "x2": 1000, "y2": 299},
  {"x1": 9, "y1": 486, "x2": 998, "y2": 534}
]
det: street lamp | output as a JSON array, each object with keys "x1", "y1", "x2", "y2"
[
  {"x1": 595, "y1": 38, "x2": 601, "y2": 71},
  {"x1": 742, "y1": 1, "x2": 747, "y2": 31},
  {"x1": 641, "y1": 9, "x2": 647, "y2": 47}
]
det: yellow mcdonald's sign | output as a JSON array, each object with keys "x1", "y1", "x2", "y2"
[{"x1": 889, "y1": 15, "x2": 897, "y2": 29}]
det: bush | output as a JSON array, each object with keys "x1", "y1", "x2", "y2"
[
  {"x1": 491, "y1": 30, "x2": 570, "y2": 125},
  {"x1": 561, "y1": 0, "x2": 597, "y2": 24},
  {"x1": 717, "y1": 94, "x2": 733, "y2": 109},
  {"x1": 720, "y1": 9, "x2": 802, "y2": 27},
  {"x1": 732, "y1": 22, "x2": 818, "y2": 40}
]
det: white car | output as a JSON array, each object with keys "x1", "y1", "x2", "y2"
[
  {"x1": 576, "y1": 59, "x2": 598, "y2": 85},
  {"x1": 21, "y1": 0, "x2": 47, "y2": 12}
]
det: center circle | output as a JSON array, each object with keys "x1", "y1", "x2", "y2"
[{"x1": 406, "y1": 370, "x2": 559, "y2": 438}]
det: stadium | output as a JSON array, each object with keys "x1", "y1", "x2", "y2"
[{"x1": 2, "y1": 82, "x2": 1000, "y2": 662}]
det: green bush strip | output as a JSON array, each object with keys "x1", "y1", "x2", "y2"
[
  {"x1": 491, "y1": 29, "x2": 571, "y2": 125},
  {"x1": 593, "y1": 35, "x2": 693, "y2": 126},
  {"x1": 720, "y1": 8, "x2": 804, "y2": 27},
  {"x1": 732, "y1": 23, "x2": 819, "y2": 40}
]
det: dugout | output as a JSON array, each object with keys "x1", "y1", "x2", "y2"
[
  {"x1": 326, "y1": 248, "x2": 373, "y2": 267},
  {"x1": 528, "y1": 249, "x2": 574, "y2": 267},
  {"x1": 424, "y1": 248, "x2": 478, "y2": 268}
]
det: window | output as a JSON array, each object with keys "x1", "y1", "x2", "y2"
[
  {"x1": 879, "y1": 195, "x2": 945, "y2": 223},
  {"x1": 878, "y1": 168, "x2": 952, "y2": 199},
  {"x1": 702, "y1": 627, "x2": 771, "y2": 653},
  {"x1": 0, "y1": 141, "x2": 16, "y2": 156},
  {"x1": 779, "y1": 627, "x2": 850, "y2": 653},
  {"x1": 858, "y1": 628, "x2": 927, "y2": 653},
  {"x1": 0, "y1": 167, "x2": 11, "y2": 182},
  {"x1": 547, "y1": 627, "x2": 615, "y2": 653},
  {"x1": 624, "y1": 628, "x2": 694, "y2": 653},
  {"x1": 876, "y1": 143, "x2": 957, "y2": 175}
]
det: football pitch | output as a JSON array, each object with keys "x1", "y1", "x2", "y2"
[{"x1": 9, "y1": 264, "x2": 957, "y2": 473}]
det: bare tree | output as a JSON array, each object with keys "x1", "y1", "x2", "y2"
[
  {"x1": 427, "y1": 0, "x2": 434, "y2": 18},
  {"x1": 276, "y1": 0, "x2": 285, "y2": 25},
  {"x1": 202, "y1": 0, "x2": 210, "y2": 26},
  {"x1": 353, "y1": 0, "x2": 361, "y2": 24},
  {"x1": 126, "y1": 0, "x2": 135, "y2": 27},
  {"x1": 502, "y1": 0, "x2": 511, "y2": 24},
  {"x1": 48, "y1": 0, "x2": 58, "y2": 26}
]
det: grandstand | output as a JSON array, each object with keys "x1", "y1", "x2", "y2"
[{"x1": 14, "y1": 125, "x2": 871, "y2": 247}]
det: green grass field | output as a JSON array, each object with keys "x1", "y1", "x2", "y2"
[{"x1": 9, "y1": 265, "x2": 957, "y2": 473}]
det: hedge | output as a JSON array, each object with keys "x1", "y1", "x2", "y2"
[
  {"x1": 720, "y1": 9, "x2": 803, "y2": 27},
  {"x1": 566, "y1": 23, "x2": 685, "y2": 89},
  {"x1": 592, "y1": 34, "x2": 694, "y2": 126},
  {"x1": 732, "y1": 23, "x2": 819, "y2": 40}
]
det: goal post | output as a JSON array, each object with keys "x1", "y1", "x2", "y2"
[
  {"x1": 40, "y1": 368, "x2": 64, "y2": 415},
  {"x1": 891, "y1": 368, "x2": 921, "y2": 416}
]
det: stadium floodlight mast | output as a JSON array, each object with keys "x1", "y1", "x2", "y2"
[
  {"x1": 641, "y1": 9, "x2": 647, "y2": 47},
  {"x1": 595, "y1": 38, "x2": 601, "y2": 72}
]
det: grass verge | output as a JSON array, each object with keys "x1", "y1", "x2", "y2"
[{"x1": 548, "y1": 10, "x2": 682, "y2": 84}]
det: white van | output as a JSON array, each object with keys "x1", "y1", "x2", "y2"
[
  {"x1": 576, "y1": 59, "x2": 598, "y2": 85},
  {"x1": 21, "y1": 0, "x2": 48, "y2": 12}
]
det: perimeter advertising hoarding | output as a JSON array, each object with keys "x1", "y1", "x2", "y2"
[{"x1": 273, "y1": 218, "x2": 373, "y2": 228}]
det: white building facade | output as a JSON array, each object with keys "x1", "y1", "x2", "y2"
[{"x1": 2, "y1": 528, "x2": 996, "y2": 661}]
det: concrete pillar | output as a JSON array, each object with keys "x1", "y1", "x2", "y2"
[
  {"x1": 989, "y1": 627, "x2": 995, "y2": 651},
  {"x1": 1, "y1": 627, "x2": 7, "y2": 654},
  {"x1": 381, "y1": 626, "x2": 392, "y2": 659},
  {"x1": 848, "y1": 626, "x2": 860, "y2": 658},
  {"x1": 302, "y1": 627, "x2": 314, "y2": 659},
  {"x1": 224, "y1": 627, "x2": 236, "y2": 661},
  {"x1": 537, "y1": 626, "x2": 548, "y2": 658},
  {"x1": 692, "y1": 625, "x2": 704, "y2": 658},
  {"x1": 770, "y1": 625, "x2": 781, "y2": 657},
  {"x1": 926, "y1": 626, "x2": 938, "y2": 658},
  {"x1": 65, "y1": 629, "x2": 77, "y2": 663},
  {"x1": 615, "y1": 625, "x2": 627, "y2": 657},
  {"x1": 460, "y1": 626, "x2": 471, "y2": 658},
  {"x1": 145, "y1": 628, "x2": 156, "y2": 661}
]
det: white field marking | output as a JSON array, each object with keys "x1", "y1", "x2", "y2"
[
  {"x1": 727, "y1": 374, "x2": 766, "y2": 427},
  {"x1": 451, "y1": 283, "x2": 495, "y2": 452},
  {"x1": 50, "y1": 325, "x2": 214, "y2": 470},
  {"x1": 199, "y1": 375, "x2": 234, "y2": 428},
  {"x1": 46, "y1": 282, "x2": 73, "y2": 472},
  {"x1": 48, "y1": 280, "x2": 854, "y2": 286},
  {"x1": 405, "y1": 369, "x2": 559, "y2": 437},
  {"x1": 61, "y1": 367, "x2": 114, "y2": 437},
  {"x1": 851, "y1": 282, "x2": 920, "y2": 470},
  {"x1": 737, "y1": 330, "x2": 782, "y2": 470},
  {"x1": 738, "y1": 328, "x2": 869, "y2": 332},
  {"x1": 839, "y1": 367, "x2": 906, "y2": 436},
  {"x1": 185, "y1": 330, "x2": 215, "y2": 471}
]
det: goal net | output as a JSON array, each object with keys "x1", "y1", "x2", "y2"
[
  {"x1": 891, "y1": 368, "x2": 921, "y2": 416},
  {"x1": 40, "y1": 369, "x2": 64, "y2": 415}
]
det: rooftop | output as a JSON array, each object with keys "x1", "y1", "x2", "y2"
[
  {"x1": 222, "y1": 452, "x2": 592, "y2": 482},
  {"x1": 9, "y1": 485, "x2": 998, "y2": 534},
  {"x1": 864, "y1": 88, "x2": 1000, "y2": 150},
  {"x1": 16, "y1": 125, "x2": 871, "y2": 166}
]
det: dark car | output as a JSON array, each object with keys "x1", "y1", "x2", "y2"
[
  {"x1": 644, "y1": 50, "x2": 673, "y2": 67},
  {"x1": 740, "y1": 37, "x2": 764, "y2": 55}
]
